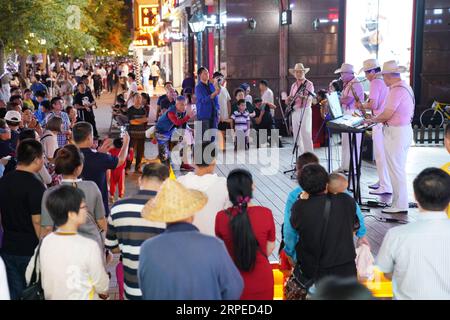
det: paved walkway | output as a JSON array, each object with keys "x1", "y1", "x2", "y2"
[{"x1": 93, "y1": 88, "x2": 449, "y2": 299}]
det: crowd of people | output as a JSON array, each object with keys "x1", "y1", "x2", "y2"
[{"x1": 0, "y1": 56, "x2": 449, "y2": 301}]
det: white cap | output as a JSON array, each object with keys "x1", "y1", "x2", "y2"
[{"x1": 5, "y1": 110, "x2": 22, "y2": 123}]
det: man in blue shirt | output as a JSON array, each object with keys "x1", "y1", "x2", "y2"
[
  {"x1": 30, "y1": 75, "x2": 48, "y2": 96},
  {"x1": 194, "y1": 67, "x2": 220, "y2": 142},
  {"x1": 139, "y1": 179, "x2": 243, "y2": 300},
  {"x1": 283, "y1": 152, "x2": 369, "y2": 263}
]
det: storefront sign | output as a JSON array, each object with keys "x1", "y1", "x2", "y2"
[
  {"x1": 281, "y1": 10, "x2": 292, "y2": 25},
  {"x1": 139, "y1": 5, "x2": 160, "y2": 31},
  {"x1": 163, "y1": 31, "x2": 186, "y2": 41},
  {"x1": 133, "y1": 34, "x2": 156, "y2": 48}
]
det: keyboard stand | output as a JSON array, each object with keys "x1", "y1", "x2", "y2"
[{"x1": 348, "y1": 131, "x2": 364, "y2": 205}]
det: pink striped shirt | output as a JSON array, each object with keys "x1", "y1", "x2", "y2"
[
  {"x1": 369, "y1": 78, "x2": 388, "y2": 116},
  {"x1": 289, "y1": 79, "x2": 314, "y2": 111},
  {"x1": 384, "y1": 81, "x2": 415, "y2": 126}
]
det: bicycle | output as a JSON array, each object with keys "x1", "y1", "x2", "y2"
[{"x1": 419, "y1": 100, "x2": 450, "y2": 127}]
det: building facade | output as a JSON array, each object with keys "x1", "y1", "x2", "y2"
[{"x1": 131, "y1": 0, "x2": 450, "y2": 115}]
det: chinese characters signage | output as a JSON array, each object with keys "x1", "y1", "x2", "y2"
[{"x1": 139, "y1": 5, "x2": 160, "y2": 31}]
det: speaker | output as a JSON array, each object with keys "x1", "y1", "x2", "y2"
[{"x1": 361, "y1": 134, "x2": 374, "y2": 162}]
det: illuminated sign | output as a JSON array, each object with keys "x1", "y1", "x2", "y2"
[
  {"x1": 281, "y1": 10, "x2": 292, "y2": 25},
  {"x1": 139, "y1": 5, "x2": 160, "y2": 31},
  {"x1": 133, "y1": 34, "x2": 156, "y2": 48}
]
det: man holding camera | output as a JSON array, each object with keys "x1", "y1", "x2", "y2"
[{"x1": 195, "y1": 67, "x2": 221, "y2": 142}]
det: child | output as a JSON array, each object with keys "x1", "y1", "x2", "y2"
[
  {"x1": 109, "y1": 138, "x2": 134, "y2": 201},
  {"x1": 4, "y1": 110, "x2": 22, "y2": 151},
  {"x1": 300, "y1": 172, "x2": 369, "y2": 247},
  {"x1": 231, "y1": 99, "x2": 252, "y2": 150},
  {"x1": 112, "y1": 95, "x2": 128, "y2": 126}
]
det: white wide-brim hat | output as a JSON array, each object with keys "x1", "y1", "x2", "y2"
[
  {"x1": 359, "y1": 59, "x2": 381, "y2": 74},
  {"x1": 380, "y1": 60, "x2": 407, "y2": 74},
  {"x1": 334, "y1": 63, "x2": 355, "y2": 74},
  {"x1": 289, "y1": 63, "x2": 310, "y2": 76}
]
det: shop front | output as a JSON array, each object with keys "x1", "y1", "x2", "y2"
[{"x1": 344, "y1": 0, "x2": 415, "y2": 82}]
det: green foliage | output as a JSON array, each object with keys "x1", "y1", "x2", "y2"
[{"x1": 0, "y1": 0, "x2": 131, "y2": 58}]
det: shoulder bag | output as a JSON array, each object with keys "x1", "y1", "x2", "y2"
[
  {"x1": 20, "y1": 242, "x2": 45, "y2": 300},
  {"x1": 284, "y1": 195, "x2": 331, "y2": 300}
]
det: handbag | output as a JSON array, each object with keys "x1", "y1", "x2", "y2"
[
  {"x1": 285, "y1": 195, "x2": 331, "y2": 300},
  {"x1": 20, "y1": 242, "x2": 45, "y2": 300}
]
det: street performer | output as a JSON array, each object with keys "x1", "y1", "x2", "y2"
[
  {"x1": 286, "y1": 63, "x2": 315, "y2": 155},
  {"x1": 154, "y1": 96, "x2": 195, "y2": 169},
  {"x1": 356, "y1": 59, "x2": 392, "y2": 196},
  {"x1": 334, "y1": 63, "x2": 364, "y2": 173},
  {"x1": 366, "y1": 60, "x2": 414, "y2": 214}
]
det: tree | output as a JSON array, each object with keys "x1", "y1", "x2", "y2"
[{"x1": 0, "y1": 0, "x2": 131, "y2": 75}]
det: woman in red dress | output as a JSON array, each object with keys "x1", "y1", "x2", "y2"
[{"x1": 215, "y1": 169, "x2": 276, "y2": 300}]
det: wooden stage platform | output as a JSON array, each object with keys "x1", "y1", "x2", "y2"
[{"x1": 211, "y1": 138, "x2": 449, "y2": 261}]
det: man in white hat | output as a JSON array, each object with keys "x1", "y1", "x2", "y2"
[
  {"x1": 356, "y1": 59, "x2": 392, "y2": 195},
  {"x1": 367, "y1": 60, "x2": 414, "y2": 214},
  {"x1": 286, "y1": 63, "x2": 315, "y2": 155},
  {"x1": 334, "y1": 63, "x2": 365, "y2": 173}
]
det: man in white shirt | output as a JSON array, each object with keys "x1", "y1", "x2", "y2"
[
  {"x1": 259, "y1": 80, "x2": 275, "y2": 117},
  {"x1": 376, "y1": 168, "x2": 450, "y2": 300},
  {"x1": 177, "y1": 142, "x2": 230, "y2": 236},
  {"x1": 99, "y1": 65, "x2": 107, "y2": 92},
  {"x1": 126, "y1": 73, "x2": 138, "y2": 108},
  {"x1": 142, "y1": 61, "x2": 151, "y2": 94},
  {"x1": 151, "y1": 62, "x2": 160, "y2": 90}
]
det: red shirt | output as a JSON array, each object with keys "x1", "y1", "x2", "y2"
[
  {"x1": 215, "y1": 206, "x2": 275, "y2": 300},
  {"x1": 109, "y1": 147, "x2": 133, "y2": 174}
]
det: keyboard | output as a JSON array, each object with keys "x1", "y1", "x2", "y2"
[{"x1": 327, "y1": 115, "x2": 373, "y2": 133}]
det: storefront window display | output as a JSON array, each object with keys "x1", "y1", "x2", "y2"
[{"x1": 345, "y1": 0, "x2": 414, "y2": 81}]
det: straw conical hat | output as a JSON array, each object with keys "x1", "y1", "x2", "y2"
[{"x1": 142, "y1": 179, "x2": 208, "y2": 223}]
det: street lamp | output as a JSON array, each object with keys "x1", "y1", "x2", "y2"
[{"x1": 189, "y1": 11, "x2": 207, "y2": 68}]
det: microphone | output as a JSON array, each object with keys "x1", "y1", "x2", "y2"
[{"x1": 304, "y1": 88, "x2": 316, "y2": 98}]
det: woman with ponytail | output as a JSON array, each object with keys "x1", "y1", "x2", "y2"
[{"x1": 215, "y1": 169, "x2": 276, "y2": 300}]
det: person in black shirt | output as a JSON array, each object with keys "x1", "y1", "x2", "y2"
[
  {"x1": 290, "y1": 164, "x2": 358, "y2": 282},
  {"x1": 92, "y1": 71, "x2": 102, "y2": 98},
  {"x1": 0, "y1": 118, "x2": 17, "y2": 175},
  {"x1": 126, "y1": 94, "x2": 148, "y2": 173},
  {"x1": 73, "y1": 82, "x2": 99, "y2": 138},
  {"x1": 253, "y1": 98, "x2": 274, "y2": 148},
  {"x1": 73, "y1": 122, "x2": 130, "y2": 216},
  {"x1": 0, "y1": 139, "x2": 46, "y2": 299}
]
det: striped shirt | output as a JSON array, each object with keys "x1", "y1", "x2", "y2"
[
  {"x1": 231, "y1": 110, "x2": 250, "y2": 132},
  {"x1": 376, "y1": 212, "x2": 450, "y2": 300},
  {"x1": 43, "y1": 111, "x2": 71, "y2": 147},
  {"x1": 105, "y1": 190, "x2": 166, "y2": 300}
]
